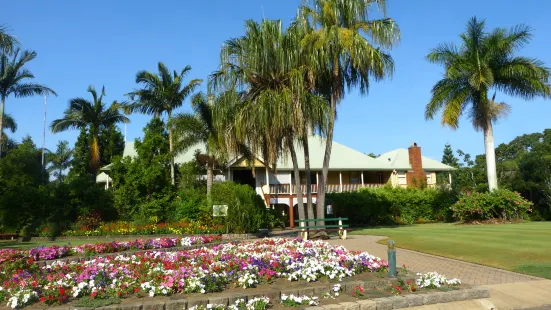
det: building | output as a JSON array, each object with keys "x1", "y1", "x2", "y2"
[{"x1": 97, "y1": 137, "x2": 454, "y2": 227}]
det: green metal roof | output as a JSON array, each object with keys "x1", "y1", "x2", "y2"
[
  {"x1": 122, "y1": 141, "x2": 206, "y2": 164},
  {"x1": 231, "y1": 136, "x2": 395, "y2": 171},
  {"x1": 376, "y1": 148, "x2": 455, "y2": 171}
]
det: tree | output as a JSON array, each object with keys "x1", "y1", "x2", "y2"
[
  {"x1": 211, "y1": 19, "x2": 329, "y2": 225},
  {"x1": 0, "y1": 48, "x2": 56, "y2": 156},
  {"x1": 126, "y1": 63, "x2": 202, "y2": 185},
  {"x1": 299, "y1": 0, "x2": 399, "y2": 225},
  {"x1": 46, "y1": 140, "x2": 73, "y2": 182},
  {"x1": 1, "y1": 113, "x2": 16, "y2": 149},
  {"x1": 172, "y1": 92, "x2": 222, "y2": 203},
  {"x1": 51, "y1": 86, "x2": 129, "y2": 175},
  {"x1": 426, "y1": 17, "x2": 551, "y2": 191},
  {"x1": 0, "y1": 136, "x2": 48, "y2": 231},
  {"x1": 99, "y1": 124, "x2": 125, "y2": 167},
  {"x1": 68, "y1": 128, "x2": 92, "y2": 180},
  {"x1": 111, "y1": 119, "x2": 174, "y2": 221},
  {"x1": 442, "y1": 143, "x2": 459, "y2": 167},
  {"x1": 0, "y1": 25, "x2": 18, "y2": 53}
]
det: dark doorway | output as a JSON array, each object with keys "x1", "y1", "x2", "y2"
[{"x1": 232, "y1": 169, "x2": 256, "y2": 188}]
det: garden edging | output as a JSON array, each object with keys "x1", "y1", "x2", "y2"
[
  {"x1": 303, "y1": 286, "x2": 490, "y2": 310},
  {"x1": 45, "y1": 277, "x2": 491, "y2": 310}
]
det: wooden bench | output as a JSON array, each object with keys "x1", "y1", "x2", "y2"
[{"x1": 294, "y1": 218, "x2": 349, "y2": 240}]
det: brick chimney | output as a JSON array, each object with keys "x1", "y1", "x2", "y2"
[{"x1": 406, "y1": 142, "x2": 426, "y2": 187}]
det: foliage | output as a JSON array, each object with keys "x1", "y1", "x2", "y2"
[
  {"x1": 63, "y1": 220, "x2": 224, "y2": 236},
  {"x1": 111, "y1": 119, "x2": 175, "y2": 221},
  {"x1": 211, "y1": 181, "x2": 268, "y2": 233},
  {"x1": 45, "y1": 140, "x2": 73, "y2": 182},
  {"x1": 50, "y1": 85, "x2": 129, "y2": 173},
  {"x1": 426, "y1": 17, "x2": 551, "y2": 191},
  {"x1": 0, "y1": 137, "x2": 48, "y2": 232},
  {"x1": 451, "y1": 189, "x2": 532, "y2": 222},
  {"x1": 99, "y1": 124, "x2": 125, "y2": 167},
  {"x1": 0, "y1": 48, "x2": 56, "y2": 155},
  {"x1": 326, "y1": 186, "x2": 457, "y2": 226},
  {"x1": 72, "y1": 296, "x2": 120, "y2": 308}
]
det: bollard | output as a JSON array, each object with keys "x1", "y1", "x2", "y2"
[{"x1": 387, "y1": 240, "x2": 396, "y2": 277}]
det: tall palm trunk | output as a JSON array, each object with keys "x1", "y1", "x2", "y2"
[
  {"x1": 317, "y1": 57, "x2": 339, "y2": 227},
  {"x1": 0, "y1": 96, "x2": 5, "y2": 157},
  {"x1": 484, "y1": 118, "x2": 498, "y2": 191},
  {"x1": 302, "y1": 136, "x2": 315, "y2": 225},
  {"x1": 206, "y1": 157, "x2": 213, "y2": 206},
  {"x1": 90, "y1": 133, "x2": 100, "y2": 177},
  {"x1": 168, "y1": 111, "x2": 175, "y2": 185},
  {"x1": 289, "y1": 142, "x2": 305, "y2": 228}
]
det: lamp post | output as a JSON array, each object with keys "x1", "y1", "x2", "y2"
[{"x1": 387, "y1": 240, "x2": 397, "y2": 277}]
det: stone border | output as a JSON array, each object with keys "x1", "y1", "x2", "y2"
[
  {"x1": 22, "y1": 275, "x2": 489, "y2": 310},
  {"x1": 21, "y1": 233, "x2": 254, "y2": 243},
  {"x1": 304, "y1": 287, "x2": 491, "y2": 310},
  {"x1": 50, "y1": 277, "x2": 416, "y2": 310}
]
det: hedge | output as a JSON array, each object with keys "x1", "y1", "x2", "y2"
[{"x1": 326, "y1": 186, "x2": 457, "y2": 226}]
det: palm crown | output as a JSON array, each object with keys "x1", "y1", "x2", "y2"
[
  {"x1": 426, "y1": 17, "x2": 551, "y2": 130},
  {"x1": 0, "y1": 48, "x2": 56, "y2": 156},
  {"x1": 51, "y1": 86, "x2": 129, "y2": 171}
]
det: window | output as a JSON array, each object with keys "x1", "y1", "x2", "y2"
[
  {"x1": 350, "y1": 171, "x2": 359, "y2": 184},
  {"x1": 397, "y1": 171, "x2": 407, "y2": 185},
  {"x1": 377, "y1": 172, "x2": 384, "y2": 184}
]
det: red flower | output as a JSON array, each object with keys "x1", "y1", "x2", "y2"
[
  {"x1": 59, "y1": 287, "x2": 65, "y2": 295},
  {"x1": 90, "y1": 291, "x2": 97, "y2": 299},
  {"x1": 39, "y1": 297, "x2": 46, "y2": 303}
]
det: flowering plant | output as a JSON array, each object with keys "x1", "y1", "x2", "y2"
[
  {"x1": 416, "y1": 272, "x2": 461, "y2": 289},
  {"x1": 351, "y1": 285, "x2": 364, "y2": 298},
  {"x1": 281, "y1": 294, "x2": 319, "y2": 307},
  {"x1": 0, "y1": 238, "x2": 387, "y2": 308}
]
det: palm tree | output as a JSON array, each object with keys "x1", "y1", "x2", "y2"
[
  {"x1": 426, "y1": 17, "x2": 551, "y2": 191},
  {"x1": 46, "y1": 140, "x2": 73, "y2": 182},
  {"x1": 211, "y1": 19, "x2": 329, "y2": 225},
  {"x1": 51, "y1": 85, "x2": 129, "y2": 174},
  {"x1": 126, "y1": 63, "x2": 202, "y2": 185},
  {"x1": 299, "y1": 0, "x2": 399, "y2": 224},
  {"x1": 0, "y1": 25, "x2": 18, "y2": 53},
  {"x1": 0, "y1": 113, "x2": 16, "y2": 152},
  {"x1": 172, "y1": 92, "x2": 223, "y2": 202},
  {"x1": 0, "y1": 48, "x2": 57, "y2": 156}
]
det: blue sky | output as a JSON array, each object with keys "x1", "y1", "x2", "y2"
[{"x1": 3, "y1": 0, "x2": 551, "y2": 161}]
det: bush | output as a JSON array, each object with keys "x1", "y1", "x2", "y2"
[
  {"x1": 451, "y1": 189, "x2": 532, "y2": 222},
  {"x1": 211, "y1": 182, "x2": 268, "y2": 233},
  {"x1": 326, "y1": 186, "x2": 457, "y2": 226}
]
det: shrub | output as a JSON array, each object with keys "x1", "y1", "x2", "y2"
[
  {"x1": 212, "y1": 181, "x2": 268, "y2": 233},
  {"x1": 326, "y1": 186, "x2": 457, "y2": 226},
  {"x1": 451, "y1": 189, "x2": 533, "y2": 222}
]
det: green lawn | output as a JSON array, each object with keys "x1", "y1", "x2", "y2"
[
  {"x1": 353, "y1": 222, "x2": 551, "y2": 279},
  {"x1": 0, "y1": 239, "x2": 111, "y2": 250}
]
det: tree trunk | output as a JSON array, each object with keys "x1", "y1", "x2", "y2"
[
  {"x1": 0, "y1": 96, "x2": 5, "y2": 157},
  {"x1": 168, "y1": 111, "x2": 175, "y2": 185},
  {"x1": 484, "y1": 118, "x2": 498, "y2": 191},
  {"x1": 206, "y1": 159, "x2": 213, "y2": 207},
  {"x1": 289, "y1": 142, "x2": 305, "y2": 227},
  {"x1": 302, "y1": 136, "x2": 315, "y2": 225},
  {"x1": 317, "y1": 94, "x2": 337, "y2": 228}
]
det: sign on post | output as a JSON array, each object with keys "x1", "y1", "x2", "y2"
[
  {"x1": 326, "y1": 204, "x2": 333, "y2": 215},
  {"x1": 212, "y1": 205, "x2": 228, "y2": 217}
]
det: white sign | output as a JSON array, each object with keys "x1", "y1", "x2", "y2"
[
  {"x1": 212, "y1": 205, "x2": 228, "y2": 217},
  {"x1": 327, "y1": 205, "x2": 333, "y2": 215}
]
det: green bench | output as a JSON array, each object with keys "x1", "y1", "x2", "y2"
[{"x1": 294, "y1": 217, "x2": 349, "y2": 240}]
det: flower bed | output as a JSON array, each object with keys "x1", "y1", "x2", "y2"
[
  {"x1": 61, "y1": 220, "x2": 225, "y2": 237},
  {"x1": 2, "y1": 236, "x2": 222, "y2": 262},
  {"x1": 0, "y1": 238, "x2": 388, "y2": 308}
]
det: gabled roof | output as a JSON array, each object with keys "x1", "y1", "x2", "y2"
[
  {"x1": 96, "y1": 172, "x2": 112, "y2": 183},
  {"x1": 231, "y1": 136, "x2": 395, "y2": 171},
  {"x1": 376, "y1": 148, "x2": 455, "y2": 171},
  {"x1": 122, "y1": 141, "x2": 207, "y2": 164}
]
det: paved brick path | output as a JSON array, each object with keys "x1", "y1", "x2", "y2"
[{"x1": 326, "y1": 235, "x2": 540, "y2": 285}]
